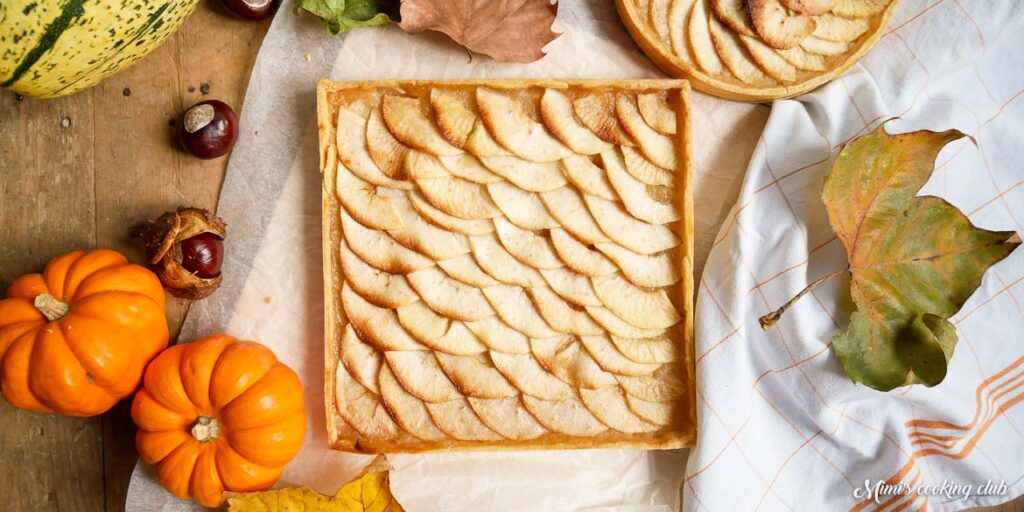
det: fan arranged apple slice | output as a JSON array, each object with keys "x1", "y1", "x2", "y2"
[
  {"x1": 616, "y1": 0, "x2": 897, "y2": 100},
  {"x1": 335, "y1": 359, "x2": 400, "y2": 439},
  {"x1": 425, "y1": 398, "x2": 504, "y2": 441},
  {"x1": 522, "y1": 395, "x2": 609, "y2": 437},
  {"x1": 539, "y1": 267, "x2": 603, "y2": 307},
  {"x1": 437, "y1": 254, "x2": 501, "y2": 288},
  {"x1": 340, "y1": 284, "x2": 426, "y2": 352},
  {"x1": 487, "y1": 182, "x2": 560, "y2": 231},
  {"x1": 490, "y1": 351, "x2": 576, "y2": 401},
  {"x1": 580, "y1": 387, "x2": 661, "y2": 433},
  {"x1": 382, "y1": 95, "x2": 463, "y2": 156},
  {"x1": 560, "y1": 154, "x2": 617, "y2": 200},
  {"x1": 468, "y1": 397, "x2": 549, "y2": 440},
  {"x1": 340, "y1": 325, "x2": 383, "y2": 394},
  {"x1": 338, "y1": 207, "x2": 433, "y2": 274},
  {"x1": 435, "y1": 352, "x2": 519, "y2": 398},
  {"x1": 396, "y1": 302, "x2": 489, "y2": 355},
  {"x1": 540, "y1": 89, "x2": 614, "y2": 155},
  {"x1": 549, "y1": 227, "x2": 618, "y2": 277},
  {"x1": 528, "y1": 287, "x2": 605, "y2": 336},
  {"x1": 335, "y1": 104, "x2": 413, "y2": 190},
  {"x1": 386, "y1": 351, "x2": 464, "y2": 403},
  {"x1": 378, "y1": 364, "x2": 448, "y2": 441},
  {"x1": 476, "y1": 87, "x2": 572, "y2": 162},
  {"x1": 529, "y1": 336, "x2": 618, "y2": 388},
  {"x1": 338, "y1": 238, "x2": 418, "y2": 309}
]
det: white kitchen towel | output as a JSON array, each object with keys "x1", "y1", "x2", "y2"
[{"x1": 687, "y1": 1, "x2": 1024, "y2": 510}]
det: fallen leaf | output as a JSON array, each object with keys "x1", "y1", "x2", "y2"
[
  {"x1": 398, "y1": 0, "x2": 560, "y2": 63},
  {"x1": 760, "y1": 124, "x2": 1020, "y2": 391},
  {"x1": 298, "y1": 0, "x2": 397, "y2": 35},
  {"x1": 226, "y1": 456, "x2": 404, "y2": 511}
]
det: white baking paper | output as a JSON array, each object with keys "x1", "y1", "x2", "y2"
[{"x1": 125, "y1": 1, "x2": 769, "y2": 509}]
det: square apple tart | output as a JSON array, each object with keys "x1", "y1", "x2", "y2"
[{"x1": 318, "y1": 79, "x2": 696, "y2": 453}]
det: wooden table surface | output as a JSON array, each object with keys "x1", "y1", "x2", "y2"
[
  {"x1": 0, "y1": 2, "x2": 269, "y2": 509},
  {"x1": 0, "y1": 3, "x2": 1022, "y2": 511}
]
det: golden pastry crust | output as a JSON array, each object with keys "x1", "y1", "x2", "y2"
[
  {"x1": 616, "y1": 0, "x2": 899, "y2": 101},
  {"x1": 318, "y1": 79, "x2": 696, "y2": 453}
]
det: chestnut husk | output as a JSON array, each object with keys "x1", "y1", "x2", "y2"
[{"x1": 136, "y1": 207, "x2": 227, "y2": 300}]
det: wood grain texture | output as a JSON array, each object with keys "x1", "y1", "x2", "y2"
[
  {"x1": 0, "y1": 1, "x2": 267, "y2": 509},
  {"x1": 0, "y1": 82, "x2": 104, "y2": 512}
]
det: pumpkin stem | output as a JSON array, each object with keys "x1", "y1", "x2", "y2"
[
  {"x1": 191, "y1": 416, "x2": 220, "y2": 442},
  {"x1": 34, "y1": 293, "x2": 70, "y2": 322}
]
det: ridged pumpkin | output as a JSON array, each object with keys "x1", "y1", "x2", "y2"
[
  {"x1": 132, "y1": 334, "x2": 306, "y2": 508},
  {"x1": 1, "y1": 0, "x2": 201, "y2": 98},
  {"x1": 0, "y1": 249, "x2": 169, "y2": 416}
]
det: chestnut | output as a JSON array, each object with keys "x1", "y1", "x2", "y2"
[
  {"x1": 180, "y1": 232, "x2": 224, "y2": 279},
  {"x1": 136, "y1": 207, "x2": 227, "y2": 300},
  {"x1": 180, "y1": 100, "x2": 238, "y2": 159},
  {"x1": 220, "y1": 0, "x2": 278, "y2": 20}
]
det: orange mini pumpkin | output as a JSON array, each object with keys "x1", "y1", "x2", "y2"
[
  {"x1": 132, "y1": 333, "x2": 306, "y2": 507},
  {"x1": 0, "y1": 249, "x2": 169, "y2": 416}
]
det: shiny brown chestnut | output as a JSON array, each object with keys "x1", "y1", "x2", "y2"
[
  {"x1": 179, "y1": 100, "x2": 238, "y2": 159},
  {"x1": 180, "y1": 232, "x2": 224, "y2": 279},
  {"x1": 220, "y1": 0, "x2": 279, "y2": 20},
  {"x1": 136, "y1": 207, "x2": 227, "y2": 300}
]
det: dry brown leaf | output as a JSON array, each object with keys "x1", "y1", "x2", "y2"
[{"x1": 398, "y1": 0, "x2": 560, "y2": 63}]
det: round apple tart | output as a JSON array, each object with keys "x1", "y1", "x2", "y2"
[{"x1": 616, "y1": 0, "x2": 898, "y2": 101}]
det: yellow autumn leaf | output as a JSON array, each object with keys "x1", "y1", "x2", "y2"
[{"x1": 225, "y1": 456, "x2": 404, "y2": 512}]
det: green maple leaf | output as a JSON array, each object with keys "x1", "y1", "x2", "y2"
[{"x1": 762, "y1": 124, "x2": 1020, "y2": 391}]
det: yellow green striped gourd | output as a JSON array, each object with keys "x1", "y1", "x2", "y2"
[{"x1": 1, "y1": 0, "x2": 200, "y2": 98}]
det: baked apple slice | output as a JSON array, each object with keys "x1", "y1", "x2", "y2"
[
  {"x1": 468, "y1": 397, "x2": 548, "y2": 440},
  {"x1": 493, "y1": 218, "x2": 563, "y2": 269},
  {"x1": 490, "y1": 351, "x2": 575, "y2": 400},
  {"x1": 548, "y1": 227, "x2": 617, "y2": 277},
  {"x1": 378, "y1": 365, "x2": 447, "y2": 441},
  {"x1": 406, "y1": 267, "x2": 495, "y2": 322},
  {"x1": 539, "y1": 267, "x2": 603, "y2": 307},
  {"x1": 435, "y1": 353, "x2": 519, "y2": 398},
  {"x1": 592, "y1": 274, "x2": 682, "y2": 330},
  {"x1": 522, "y1": 396, "x2": 608, "y2": 436},
  {"x1": 482, "y1": 285, "x2": 560, "y2": 339},
  {"x1": 539, "y1": 89, "x2": 613, "y2": 155},
  {"x1": 396, "y1": 302, "x2": 489, "y2": 355},
  {"x1": 580, "y1": 387, "x2": 661, "y2": 433},
  {"x1": 747, "y1": 0, "x2": 816, "y2": 49},
  {"x1": 476, "y1": 87, "x2": 571, "y2": 162},
  {"x1": 584, "y1": 194, "x2": 679, "y2": 254},
  {"x1": 382, "y1": 95, "x2": 463, "y2": 156},
  {"x1": 387, "y1": 351, "x2": 463, "y2": 402}
]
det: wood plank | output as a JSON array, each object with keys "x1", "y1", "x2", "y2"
[
  {"x1": 0, "y1": 2, "x2": 267, "y2": 509},
  {"x1": 0, "y1": 87, "x2": 104, "y2": 510},
  {"x1": 87, "y1": 5, "x2": 269, "y2": 509}
]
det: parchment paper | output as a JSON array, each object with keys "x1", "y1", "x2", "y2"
[{"x1": 125, "y1": 1, "x2": 769, "y2": 509}]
